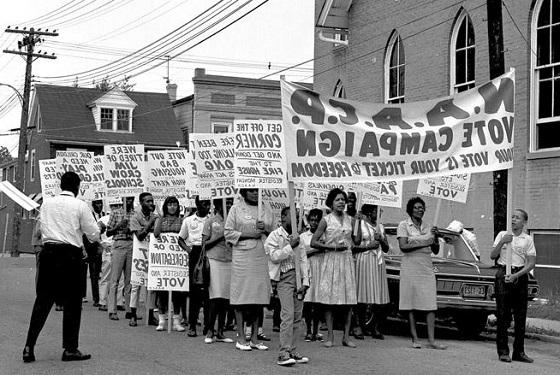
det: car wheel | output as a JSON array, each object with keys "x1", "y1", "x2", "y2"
[{"x1": 454, "y1": 312, "x2": 488, "y2": 338}]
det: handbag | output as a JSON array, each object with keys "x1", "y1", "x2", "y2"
[{"x1": 193, "y1": 244, "x2": 210, "y2": 288}]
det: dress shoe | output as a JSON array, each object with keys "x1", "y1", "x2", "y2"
[
  {"x1": 148, "y1": 316, "x2": 159, "y2": 326},
  {"x1": 129, "y1": 317, "x2": 137, "y2": 327},
  {"x1": 22, "y1": 346, "x2": 35, "y2": 363},
  {"x1": 98, "y1": 305, "x2": 108, "y2": 311},
  {"x1": 116, "y1": 305, "x2": 125, "y2": 311},
  {"x1": 371, "y1": 331, "x2": 385, "y2": 340},
  {"x1": 187, "y1": 329, "x2": 197, "y2": 337},
  {"x1": 92, "y1": 302, "x2": 100, "y2": 307},
  {"x1": 62, "y1": 349, "x2": 91, "y2": 362},
  {"x1": 257, "y1": 333, "x2": 271, "y2": 341},
  {"x1": 499, "y1": 354, "x2": 512, "y2": 362},
  {"x1": 512, "y1": 353, "x2": 534, "y2": 363},
  {"x1": 342, "y1": 339, "x2": 357, "y2": 348},
  {"x1": 109, "y1": 313, "x2": 119, "y2": 321}
]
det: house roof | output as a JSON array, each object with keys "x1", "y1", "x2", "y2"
[{"x1": 34, "y1": 84, "x2": 184, "y2": 147}]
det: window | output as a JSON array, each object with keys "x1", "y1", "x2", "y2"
[
  {"x1": 117, "y1": 109, "x2": 130, "y2": 131},
  {"x1": 211, "y1": 93, "x2": 235, "y2": 105},
  {"x1": 29, "y1": 149, "x2": 36, "y2": 182},
  {"x1": 531, "y1": 0, "x2": 560, "y2": 150},
  {"x1": 450, "y1": 9, "x2": 475, "y2": 93},
  {"x1": 100, "y1": 108, "x2": 113, "y2": 130},
  {"x1": 245, "y1": 96, "x2": 281, "y2": 108},
  {"x1": 333, "y1": 79, "x2": 347, "y2": 98},
  {"x1": 212, "y1": 122, "x2": 231, "y2": 133},
  {"x1": 385, "y1": 32, "x2": 405, "y2": 103}
]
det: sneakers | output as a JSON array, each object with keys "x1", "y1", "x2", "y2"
[
  {"x1": 235, "y1": 341, "x2": 252, "y2": 351},
  {"x1": 156, "y1": 316, "x2": 166, "y2": 331},
  {"x1": 215, "y1": 334, "x2": 234, "y2": 343},
  {"x1": 304, "y1": 333, "x2": 313, "y2": 342},
  {"x1": 277, "y1": 352, "x2": 296, "y2": 366},
  {"x1": 172, "y1": 315, "x2": 185, "y2": 332},
  {"x1": 249, "y1": 342, "x2": 268, "y2": 351},
  {"x1": 204, "y1": 334, "x2": 214, "y2": 344},
  {"x1": 290, "y1": 351, "x2": 309, "y2": 364}
]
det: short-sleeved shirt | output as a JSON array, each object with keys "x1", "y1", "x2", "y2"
[
  {"x1": 179, "y1": 214, "x2": 208, "y2": 247},
  {"x1": 396, "y1": 218, "x2": 433, "y2": 255},
  {"x1": 157, "y1": 215, "x2": 183, "y2": 234},
  {"x1": 202, "y1": 215, "x2": 232, "y2": 262},
  {"x1": 107, "y1": 208, "x2": 135, "y2": 241},
  {"x1": 129, "y1": 209, "x2": 158, "y2": 235},
  {"x1": 493, "y1": 231, "x2": 536, "y2": 267}
]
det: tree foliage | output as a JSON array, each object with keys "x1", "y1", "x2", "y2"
[
  {"x1": 0, "y1": 146, "x2": 13, "y2": 164},
  {"x1": 93, "y1": 76, "x2": 135, "y2": 92}
]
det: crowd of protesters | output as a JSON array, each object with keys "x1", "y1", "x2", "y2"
[{"x1": 26, "y1": 179, "x2": 536, "y2": 366}]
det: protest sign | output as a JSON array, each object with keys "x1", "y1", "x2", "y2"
[
  {"x1": 191, "y1": 133, "x2": 236, "y2": 200},
  {"x1": 261, "y1": 188, "x2": 289, "y2": 225},
  {"x1": 233, "y1": 120, "x2": 287, "y2": 189},
  {"x1": 146, "y1": 150, "x2": 196, "y2": 213},
  {"x1": 103, "y1": 144, "x2": 146, "y2": 200},
  {"x1": 301, "y1": 182, "x2": 346, "y2": 209},
  {"x1": 147, "y1": 233, "x2": 189, "y2": 292},
  {"x1": 348, "y1": 181, "x2": 403, "y2": 208},
  {"x1": 131, "y1": 235, "x2": 149, "y2": 286},
  {"x1": 39, "y1": 159, "x2": 59, "y2": 198},
  {"x1": 90, "y1": 156, "x2": 106, "y2": 202},
  {"x1": 417, "y1": 173, "x2": 471, "y2": 203},
  {"x1": 55, "y1": 151, "x2": 95, "y2": 200},
  {"x1": 281, "y1": 70, "x2": 515, "y2": 182}
]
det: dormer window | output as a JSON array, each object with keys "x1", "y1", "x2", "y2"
[{"x1": 89, "y1": 87, "x2": 137, "y2": 133}]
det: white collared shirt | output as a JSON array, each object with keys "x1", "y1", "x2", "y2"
[
  {"x1": 179, "y1": 214, "x2": 209, "y2": 246},
  {"x1": 494, "y1": 231, "x2": 536, "y2": 267},
  {"x1": 40, "y1": 191, "x2": 100, "y2": 248}
]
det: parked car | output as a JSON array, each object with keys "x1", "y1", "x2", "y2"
[{"x1": 382, "y1": 226, "x2": 539, "y2": 337}]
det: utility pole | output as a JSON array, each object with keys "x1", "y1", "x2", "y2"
[
  {"x1": 3, "y1": 26, "x2": 57, "y2": 257},
  {"x1": 486, "y1": 0, "x2": 508, "y2": 240}
]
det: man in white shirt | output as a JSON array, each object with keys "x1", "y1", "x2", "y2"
[
  {"x1": 490, "y1": 209, "x2": 537, "y2": 364},
  {"x1": 179, "y1": 195, "x2": 211, "y2": 337},
  {"x1": 23, "y1": 172, "x2": 101, "y2": 363}
]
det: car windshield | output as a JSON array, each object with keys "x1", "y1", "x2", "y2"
[
  {"x1": 435, "y1": 233, "x2": 477, "y2": 262},
  {"x1": 386, "y1": 229, "x2": 477, "y2": 262}
]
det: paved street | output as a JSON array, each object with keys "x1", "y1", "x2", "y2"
[{"x1": 1, "y1": 256, "x2": 559, "y2": 375}]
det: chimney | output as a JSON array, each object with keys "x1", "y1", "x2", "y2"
[
  {"x1": 166, "y1": 83, "x2": 177, "y2": 102},
  {"x1": 194, "y1": 68, "x2": 206, "y2": 77}
]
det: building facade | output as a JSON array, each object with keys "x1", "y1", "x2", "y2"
[
  {"x1": 1, "y1": 84, "x2": 183, "y2": 254},
  {"x1": 314, "y1": 0, "x2": 559, "y2": 293}
]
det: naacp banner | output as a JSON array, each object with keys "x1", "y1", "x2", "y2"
[
  {"x1": 417, "y1": 173, "x2": 471, "y2": 203},
  {"x1": 281, "y1": 70, "x2": 515, "y2": 182},
  {"x1": 233, "y1": 120, "x2": 287, "y2": 189}
]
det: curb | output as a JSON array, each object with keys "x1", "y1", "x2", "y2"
[{"x1": 486, "y1": 326, "x2": 560, "y2": 344}]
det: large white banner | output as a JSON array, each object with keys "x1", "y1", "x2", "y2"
[
  {"x1": 39, "y1": 159, "x2": 59, "y2": 198},
  {"x1": 55, "y1": 151, "x2": 95, "y2": 200},
  {"x1": 191, "y1": 133, "x2": 236, "y2": 200},
  {"x1": 103, "y1": 144, "x2": 146, "y2": 200},
  {"x1": 147, "y1": 233, "x2": 189, "y2": 292},
  {"x1": 281, "y1": 70, "x2": 515, "y2": 182},
  {"x1": 131, "y1": 235, "x2": 149, "y2": 286},
  {"x1": 417, "y1": 173, "x2": 471, "y2": 203},
  {"x1": 233, "y1": 120, "x2": 287, "y2": 189}
]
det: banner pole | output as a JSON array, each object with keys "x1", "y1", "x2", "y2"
[
  {"x1": 433, "y1": 199, "x2": 442, "y2": 227},
  {"x1": 288, "y1": 182, "x2": 302, "y2": 290},
  {"x1": 506, "y1": 170, "x2": 513, "y2": 276},
  {"x1": 353, "y1": 191, "x2": 363, "y2": 237},
  {"x1": 298, "y1": 207, "x2": 305, "y2": 233},
  {"x1": 145, "y1": 288, "x2": 150, "y2": 327},
  {"x1": 257, "y1": 189, "x2": 262, "y2": 223},
  {"x1": 167, "y1": 290, "x2": 172, "y2": 333},
  {"x1": 222, "y1": 198, "x2": 227, "y2": 220}
]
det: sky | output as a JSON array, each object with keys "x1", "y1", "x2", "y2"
[{"x1": 0, "y1": 0, "x2": 315, "y2": 156}]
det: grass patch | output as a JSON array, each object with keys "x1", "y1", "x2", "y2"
[{"x1": 527, "y1": 287, "x2": 560, "y2": 321}]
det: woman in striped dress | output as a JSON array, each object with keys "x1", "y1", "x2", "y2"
[
  {"x1": 352, "y1": 204, "x2": 389, "y2": 340},
  {"x1": 311, "y1": 188, "x2": 362, "y2": 348}
]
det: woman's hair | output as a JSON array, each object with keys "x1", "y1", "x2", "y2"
[
  {"x1": 361, "y1": 204, "x2": 377, "y2": 217},
  {"x1": 239, "y1": 188, "x2": 258, "y2": 198},
  {"x1": 406, "y1": 196, "x2": 426, "y2": 216},
  {"x1": 162, "y1": 196, "x2": 180, "y2": 217},
  {"x1": 325, "y1": 188, "x2": 347, "y2": 209},
  {"x1": 307, "y1": 208, "x2": 323, "y2": 221}
]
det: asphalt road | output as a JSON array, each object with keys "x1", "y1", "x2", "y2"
[{"x1": 1, "y1": 256, "x2": 559, "y2": 375}]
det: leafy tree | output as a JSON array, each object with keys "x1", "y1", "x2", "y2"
[
  {"x1": 93, "y1": 76, "x2": 135, "y2": 92},
  {"x1": 0, "y1": 146, "x2": 13, "y2": 163}
]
